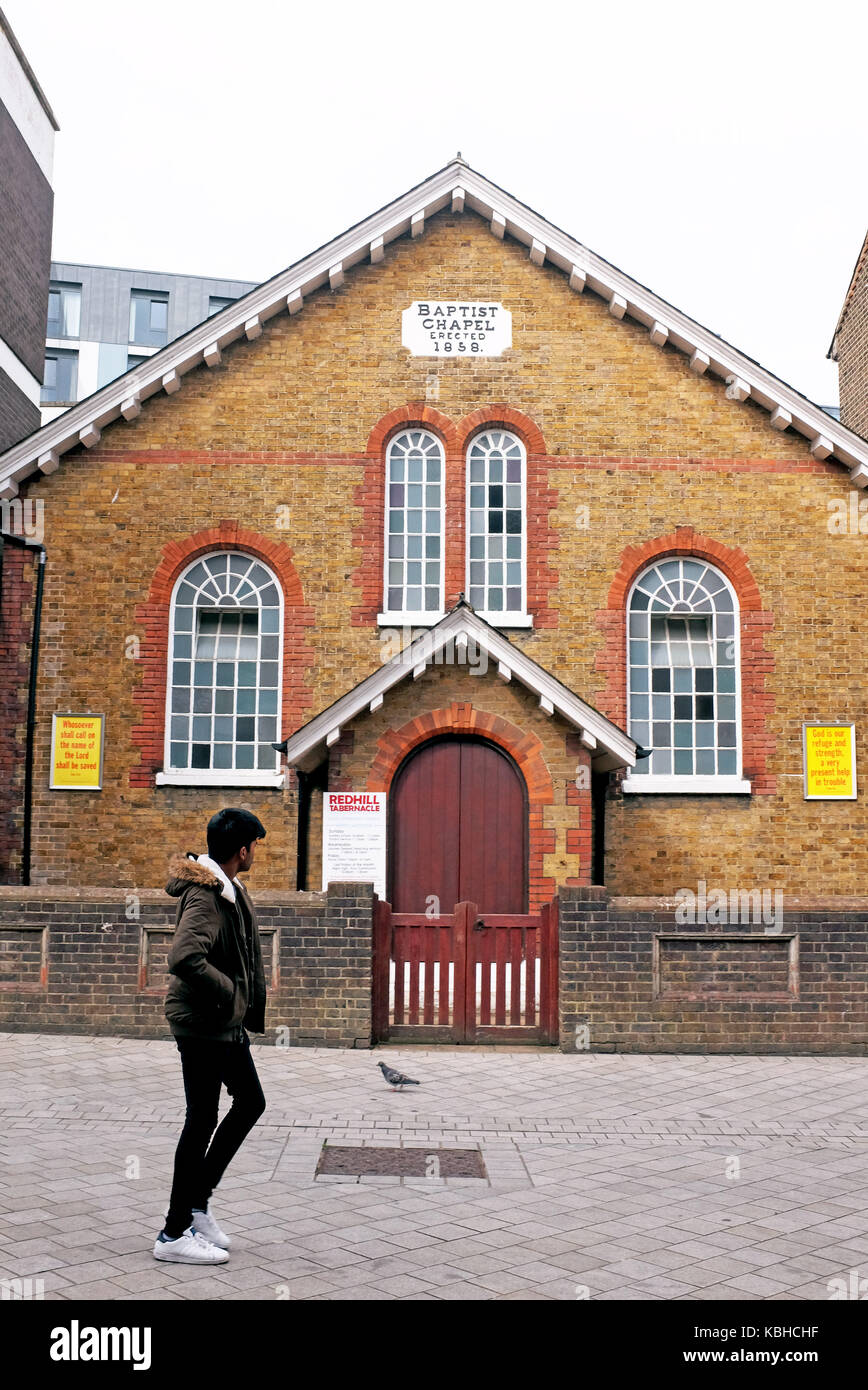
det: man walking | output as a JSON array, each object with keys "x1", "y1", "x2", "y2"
[{"x1": 154, "y1": 808, "x2": 268, "y2": 1264}]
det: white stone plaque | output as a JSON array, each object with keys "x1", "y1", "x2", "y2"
[
  {"x1": 402, "y1": 301, "x2": 512, "y2": 357},
  {"x1": 322, "y1": 792, "x2": 387, "y2": 897}
]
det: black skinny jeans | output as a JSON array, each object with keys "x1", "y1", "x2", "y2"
[{"x1": 164, "y1": 1030, "x2": 266, "y2": 1238}]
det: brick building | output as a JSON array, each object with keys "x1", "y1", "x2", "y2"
[
  {"x1": 829, "y1": 228, "x2": 868, "y2": 439},
  {"x1": 1, "y1": 158, "x2": 866, "y2": 1050}
]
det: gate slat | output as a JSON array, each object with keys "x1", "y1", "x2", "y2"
[
  {"x1": 510, "y1": 925, "x2": 523, "y2": 1024},
  {"x1": 439, "y1": 918, "x2": 451, "y2": 1026},
  {"x1": 393, "y1": 923, "x2": 406, "y2": 1025},
  {"x1": 494, "y1": 925, "x2": 508, "y2": 1025},
  {"x1": 525, "y1": 912, "x2": 538, "y2": 1026},
  {"x1": 422, "y1": 923, "x2": 436, "y2": 1024},
  {"x1": 408, "y1": 919, "x2": 421, "y2": 1024}
]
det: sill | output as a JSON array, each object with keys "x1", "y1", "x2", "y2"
[
  {"x1": 155, "y1": 770, "x2": 285, "y2": 788},
  {"x1": 476, "y1": 612, "x2": 533, "y2": 628},
  {"x1": 377, "y1": 612, "x2": 534, "y2": 629},
  {"x1": 377, "y1": 612, "x2": 445, "y2": 627},
  {"x1": 623, "y1": 775, "x2": 751, "y2": 794}
]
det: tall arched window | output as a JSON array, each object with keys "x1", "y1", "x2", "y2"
[
  {"x1": 165, "y1": 552, "x2": 283, "y2": 781},
  {"x1": 625, "y1": 558, "x2": 746, "y2": 790},
  {"x1": 466, "y1": 430, "x2": 526, "y2": 620},
  {"x1": 383, "y1": 429, "x2": 444, "y2": 618}
]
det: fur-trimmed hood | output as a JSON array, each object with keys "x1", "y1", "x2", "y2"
[{"x1": 166, "y1": 852, "x2": 240, "y2": 902}]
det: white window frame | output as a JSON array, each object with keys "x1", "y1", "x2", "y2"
[
  {"x1": 622, "y1": 559, "x2": 751, "y2": 794},
  {"x1": 464, "y1": 430, "x2": 532, "y2": 628},
  {"x1": 157, "y1": 551, "x2": 285, "y2": 787},
  {"x1": 379, "y1": 429, "x2": 446, "y2": 626}
]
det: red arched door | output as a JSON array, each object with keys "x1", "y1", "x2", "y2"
[{"x1": 388, "y1": 735, "x2": 527, "y2": 913}]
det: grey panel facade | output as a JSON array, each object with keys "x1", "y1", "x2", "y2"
[{"x1": 49, "y1": 262, "x2": 258, "y2": 348}]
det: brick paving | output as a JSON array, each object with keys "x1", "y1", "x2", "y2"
[{"x1": 0, "y1": 1033, "x2": 866, "y2": 1301}]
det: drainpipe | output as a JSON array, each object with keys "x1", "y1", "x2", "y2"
[
  {"x1": 591, "y1": 746, "x2": 651, "y2": 886},
  {"x1": 1, "y1": 532, "x2": 46, "y2": 887},
  {"x1": 295, "y1": 769, "x2": 312, "y2": 891}
]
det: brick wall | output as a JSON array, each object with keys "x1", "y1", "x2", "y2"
[
  {"x1": 0, "y1": 544, "x2": 34, "y2": 880},
  {"x1": 558, "y1": 886, "x2": 868, "y2": 1053},
  {"x1": 0, "y1": 368, "x2": 40, "y2": 454},
  {"x1": 836, "y1": 237, "x2": 868, "y2": 440},
  {"x1": 2, "y1": 879, "x2": 865, "y2": 1053},
  {"x1": 4, "y1": 210, "x2": 867, "y2": 896},
  {"x1": 0, "y1": 880, "x2": 374, "y2": 1047}
]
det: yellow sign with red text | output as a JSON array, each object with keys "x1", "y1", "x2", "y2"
[
  {"x1": 50, "y1": 714, "x2": 105, "y2": 790},
  {"x1": 803, "y1": 724, "x2": 856, "y2": 800}
]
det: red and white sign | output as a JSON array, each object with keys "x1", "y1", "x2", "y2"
[{"x1": 322, "y1": 792, "x2": 387, "y2": 897}]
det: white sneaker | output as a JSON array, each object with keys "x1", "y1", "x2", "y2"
[
  {"x1": 153, "y1": 1225, "x2": 229, "y2": 1264},
  {"x1": 191, "y1": 1202, "x2": 231, "y2": 1250}
]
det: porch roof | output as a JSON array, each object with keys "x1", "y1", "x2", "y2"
[{"x1": 275, "y1": 600, "x2": 639, "y2": 774}]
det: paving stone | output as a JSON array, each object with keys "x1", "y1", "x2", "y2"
[{"x1": 2, "y1": 1036, "x2": 867, "y2": 1302}]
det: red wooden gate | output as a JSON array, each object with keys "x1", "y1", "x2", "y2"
[{"x1": 373, "y1": 898, "x2": 558, "y2": 1044}]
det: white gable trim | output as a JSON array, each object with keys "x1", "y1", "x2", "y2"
[
  {"x1": 277, "y1": 604, "x2": 637, "y2": 773},
  {"x1": 2, "y1": 158, "x2": 865, "y2": 497}
]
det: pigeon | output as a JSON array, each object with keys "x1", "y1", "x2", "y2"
[{"x1": 378, "y1": 1061, "x2": 420, "y2": 1090}]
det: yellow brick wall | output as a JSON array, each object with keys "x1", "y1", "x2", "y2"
[{"x1": 11, "y1": 210, "x2": 866, "y2": 897}]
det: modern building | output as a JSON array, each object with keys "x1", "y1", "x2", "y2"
[
  {"x1": 1, "y1": 157, "x2": 867, "y2": 1051},
  {"x1": 0, "y1": 8, "x2": 56, "y2": 451},
  {"x1": 42, "y1": 263, "x2": 256, "y2": 422}
]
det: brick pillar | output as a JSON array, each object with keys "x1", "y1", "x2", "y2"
[
  {"x1": 557, "y1": 884, "x2": 611, "y2": 1052},
  {"x1": 318, "y1": 880, "x2": 375, "y2": 1048}
]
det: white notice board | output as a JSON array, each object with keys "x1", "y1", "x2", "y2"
[{"x1": 322, "y1": 792, "x2": 387, "y2": 897}]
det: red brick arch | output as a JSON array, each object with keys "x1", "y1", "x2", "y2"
[
  {"x1": 130, "y1": 521, "x2": 315, "y2": 787},
  {"x1": 457, "y1": 405, "x2": 547, "y2": 456},
  {"x1": 594, "y1": 526, "x2": 775, "y2": 793},
  {"x1": 366, "y1": 701, "x2": 558, "y2": 908},
  {"x1": 352, "y1": 404, "x2": 557, "y2": 628}
]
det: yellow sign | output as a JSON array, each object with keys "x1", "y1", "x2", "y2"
[
  {"x1": 50, "y1": 714, "x2": 105, "y2": 790},
  {"x1": 803, "y1": 723, "x2": 856, "y2": 800}
]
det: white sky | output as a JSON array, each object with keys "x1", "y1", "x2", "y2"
[{"x1": 6, "y1": 0, "x2": 868, "y2": 406}]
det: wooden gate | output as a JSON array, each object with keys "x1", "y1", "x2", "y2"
[{"x1": 373, "y1": 898, "x2": 558, "y2": 1044}]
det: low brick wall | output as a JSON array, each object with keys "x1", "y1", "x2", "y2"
[
  {"x1": 1, "y1": 882, "x2": 866, "y2": 1052},
  {"x1": 558, "y1": 886, "x2": 868, "y2": 1054},
  {"x1": 0, "y1": 880, "x2": 374, "y2": 1047}
]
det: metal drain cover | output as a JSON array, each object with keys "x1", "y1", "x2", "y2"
[{"x1": 316, "y1": 1145, "x2": 487, "y2": 1178}]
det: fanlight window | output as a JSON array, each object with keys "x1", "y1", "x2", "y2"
[
  {"x1": 167, "y1": 553, "x2": 282, "y2": 774},
  {"x1": 627, "y1": 559, "x2": 739, "y2": 778},
  {"x1": 466, "y1": 430, "x2": 526, "y2": 615},
  {"x1": 384, "y1": 430, "x2": 444, "y2": 614}
]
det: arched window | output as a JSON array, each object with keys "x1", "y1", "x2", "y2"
[
  {"x1": 466, "y1": 430, "x2": 526, "y2": 619},
  {"x1": 384, "y1": 429, "x2": 444, "y2": 617},
  {"x1": 165, "y1": 552, "x2": 283, "y2": 780},
  {"x1": 626, "y1": 559, "x2": 743, "y2": 787}
]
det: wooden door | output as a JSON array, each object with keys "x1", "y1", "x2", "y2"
[{"x1": 388, "y1": 736, "x2": 527, "y2": 914}]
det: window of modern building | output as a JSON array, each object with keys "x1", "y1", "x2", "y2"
[
  {"x1": 129, "y1": 291, "x2": 169, "y2": 347},
  {"x1": 466, "y1": 430, "x2": 526, "y2": 618},
  {"x1": 166, "y1": 552, "x2": 282, "y2": 778},
  {"x1": 627, "y1": 559, "x2": 740, "y2": 781},
  {"x1": 46, "y1": 283, "x2": 81, "y2": 339},
  {"x1": 126, "y1": 353, "x2": 148, "y2": 371},
  {"x1": 208, "y1": 296, "x2": 236, "y2": 316},
  {"x1": 41, "y1": 349, "x2": 78, "y2": 403},
  {"x1": 383, "y1": 429, "x2": 444, "y2": 616}
]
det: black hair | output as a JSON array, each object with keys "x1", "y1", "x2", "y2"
[{"x1": 206, "y1": 808, "x2": 266, "y2": 863}]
